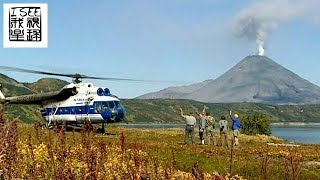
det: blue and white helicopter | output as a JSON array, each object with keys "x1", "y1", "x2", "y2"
[{"x1": 0, "y1": 66, "x2": 147, "y2": 132}]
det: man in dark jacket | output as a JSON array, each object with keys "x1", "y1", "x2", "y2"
[{"x1": 196, "y1": 106, "x2": 206, "y2": 145}]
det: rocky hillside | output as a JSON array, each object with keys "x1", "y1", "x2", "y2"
[{"x1": 138, "y1": 56, "x2": 320, "y2": 104}]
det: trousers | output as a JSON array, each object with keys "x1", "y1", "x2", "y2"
[{"x1": 184, "y1": 125, "x2": 196, "y2": 144}]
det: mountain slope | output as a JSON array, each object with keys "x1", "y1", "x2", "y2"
[
  {"x1": 122, "y1": 99, "x2": 320, "y2": 123},
  {"x1": 1, "y1": 73, "x2": 320, "y2": 124},
  {"x1": 138, "y1": 56, "x2": 320, "y2": 104},
  {"x1": 23, "y1": 78, "x2": 69, "y2": 93},
  {"x1": 0, "y1": 74, "x2": 34, "y2": 96},
  {"x1": 0, "y1": 74, "x2": 68, "y2": 123},
  {"x1": 138, "y1": 80, "x2": 212, "y2": 99}
]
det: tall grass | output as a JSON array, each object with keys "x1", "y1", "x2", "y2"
[{"x1": 0, "y1": 117, "x2": 319, "y2": 179}]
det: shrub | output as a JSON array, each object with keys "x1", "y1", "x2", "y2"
[{"x1": 241, "y1": 113, "x2": 271, "y2": 136}]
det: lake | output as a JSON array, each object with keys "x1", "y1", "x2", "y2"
[
  {"x1": 271, "y1": 125, "x2": 320, "y2": 144},
  {"x1": 116, "y1": 123, "x2": 320, "y2": 144}
]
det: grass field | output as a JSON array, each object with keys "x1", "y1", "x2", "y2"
[{"x1": 0, "y1": 121, "x2": 320, "y2": 179}]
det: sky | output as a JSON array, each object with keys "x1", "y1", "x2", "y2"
[{"x1": 0, "y1": 0, "x2": 319, "y2": 98}]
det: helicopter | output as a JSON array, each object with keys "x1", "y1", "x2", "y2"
[{"x1": 0, "y1": 65, "x2": 151, "y2": 132}]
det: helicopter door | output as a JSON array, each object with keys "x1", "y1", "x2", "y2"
[{"x1": 48, "y1": 105, "x2": 57, "y2": 124}]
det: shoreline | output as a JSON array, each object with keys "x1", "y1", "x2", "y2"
[
  {"x1": 271, "y1": 122, "x2": 320, "y2": 126},
  {"x1": 117, "y1": 122, "x2": 320, "y2": 126}
]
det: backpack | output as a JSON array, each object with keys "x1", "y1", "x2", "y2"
[{"x1": 206, "y1": 116, "x2": 215, "y2": 128}]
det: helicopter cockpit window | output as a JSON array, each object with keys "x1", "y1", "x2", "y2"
[
  {"x1": 119, "y1": 101, "x2": 124, "y2": 108},
  {"x1": 107, "y1": 101, "x2": 115, "y2": 109},
  {"x1": 102, "y1": 102, "x2": 108, "y2": 112},
  {"x1": 95, "y1": 102, "x2": 101, "y2": 113},
  {"x1": 114, "y1": 101, "x2": 120, "y2": 108}
]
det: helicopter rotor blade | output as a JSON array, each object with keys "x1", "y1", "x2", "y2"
[
  {"x1": 0, "y1": 65, "x2": 75, "y2": 78},
  {"x1": 0, "y1": 65, "x2": 183, "y2": 83},
  {"x1": 79, "y1": 75, "x2": 147, "y2": 82},
  {"x1": 79, "y1": 75, "x2": 179, "y2": 83},
  {"x1": 0, "y1": 65, "x2": 144, "y2": 81}
]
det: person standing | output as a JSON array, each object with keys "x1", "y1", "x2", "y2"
[
  {"x1": 205, "y1": 112, "x2": 217, "y2": 146},
  {"x1": 219, "y1": 115, "x2": 229, "y2": 147},
  {"x1": 180, "y1": 108, "x2": 196, "y2": 145},
  {"x1": 196, "y1": 106, "x2": 206, "y2": 145},
  {"x1": 229, "y1": 110, "x2": 240, "y2": 146}
]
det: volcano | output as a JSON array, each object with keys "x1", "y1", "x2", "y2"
[{"x1": 137, "y1": 56, "x2": 320, "y2": 104}]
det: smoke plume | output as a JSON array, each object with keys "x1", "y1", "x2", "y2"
[{"x1": 234, "y1": 0, "x2": 319, "y2": 56}]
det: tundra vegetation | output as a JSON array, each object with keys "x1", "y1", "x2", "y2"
[
  {"x1": 0, "y1": 116, "x2": 319, "y2": 179},
  {"x1": 5, "y1": 98, "x2": 320, "y2": 124}
]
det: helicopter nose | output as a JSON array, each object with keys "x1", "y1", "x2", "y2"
[
  {"x1": 117, "y1": 108, "x2": 125, "y2": 118},
  {"x1": 100, "y1": 106, "x2": 125, "y2": 123},
  {"x1": 110, "y1": 108, "x2": 125, "y2": 122}
]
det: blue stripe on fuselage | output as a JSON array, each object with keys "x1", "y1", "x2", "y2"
[{"x1": 41, "y1": 104, "x2": 125, "y2": 121}]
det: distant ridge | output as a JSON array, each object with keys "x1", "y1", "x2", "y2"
[
  {"x1": 1, "y1": 72, "x2": 320, "y2": 123},
  {"x1": 137, "y1": 56, "x2": 320, "y2": 104},
  {"x1": 23, "y1": 78, "x2": 68, "y2": 93}
]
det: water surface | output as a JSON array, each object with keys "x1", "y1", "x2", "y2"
[
  {"x1": 116, "y1": 123, "x2": 320, "y2": 144},
  {"x1": 271, "y1": 126, "x2": 320, "y2": 144}
]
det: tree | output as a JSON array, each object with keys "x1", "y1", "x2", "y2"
[{"x1": 241, "y1": 113, "x2": 271, "y2": 136}]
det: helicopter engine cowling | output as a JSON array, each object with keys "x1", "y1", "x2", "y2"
[
  {"x1": 56, "y1": 87, "x2": 78, "y2": 100},
  {"x1": 104, "y1": 88, "x2": 110, "y2": 96}
]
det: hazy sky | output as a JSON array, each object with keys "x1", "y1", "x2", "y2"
[{"x1": 1, "y1": 0, "x2": 319, "y2": 98}]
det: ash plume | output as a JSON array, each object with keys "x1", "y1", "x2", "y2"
[{"x1": 234, "y1": 0, "x2": 319, "y2": 56}]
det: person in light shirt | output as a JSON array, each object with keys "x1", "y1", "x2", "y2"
[{"x1": 180, "y1": 108, "x2": 196, "y2": 145}]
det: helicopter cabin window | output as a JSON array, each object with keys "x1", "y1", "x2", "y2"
[
  {"x1": 107, "y1": 101, "x2": 115, "y2": 109},
  {"x1": 64, "y1": 108, "x2": 68, "y2": 113},
  {"x1": 78, "y1": 107, "x2": 82, "y2": 112},
  {"x1": 94, "y1": 103, "x2": 101, "y2": 113},
  {"x1": 102, "y1": 102, "x2": 108, "y2": 112},
  {"x1": 71, "y1": 107, "x2": 75, "y2": 113}
]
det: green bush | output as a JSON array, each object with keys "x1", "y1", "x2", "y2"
[{"x1": 241, "y1": 113, "x2": 271, "y2": 136}]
